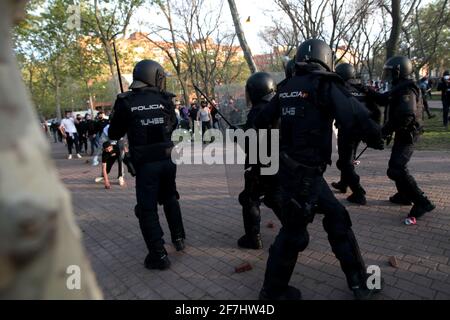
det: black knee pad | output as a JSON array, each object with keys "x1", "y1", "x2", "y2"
[
  {"x1": 322, "y1": 207, "x2": 352, "y2": 238},
  {"x1": 281, "y1": 227, "x2": 310, "y2": 253},
  {"x1": 238, "y1": 190, "x2": 250, "y2": 207},
  {"x1": 387, "y1": 167, "x2": 405, "y2": 181},
  {"x1": 291, "y1": 229, "x2": 309, "y2": 252},
  {"x1": 158, "y1": 192, "x2": 180, "y2": 206}
]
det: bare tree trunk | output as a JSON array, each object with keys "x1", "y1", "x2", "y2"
[
  {"x1": 227, "y1": 0, "x2": 258, "y2": 74},
  {"x1": 55, "y1": 78, "x2": 62, "y2": 120},
  {"x1": 386, "y1": 0, "x2": 401, "y2": 59},
  {"x1": 0, "y1": 0, "x2": 102, "y2": 299}
]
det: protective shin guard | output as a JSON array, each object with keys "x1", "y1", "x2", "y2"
[
  {"x1": 261, "y1": 233, "x2": 300, "y2": 297},
  {"x1": 328, "y1": 228, "x2": 367, "y2": 290},
  {"x1": 135, "y1": 206, "x2": 164, "y2": 252},
  {"x1": 242, "y1": 205, "x2": 261, "y2": 236},
  {"x1": 163, "y1": 197, "x2": 186, "y2": 242}
]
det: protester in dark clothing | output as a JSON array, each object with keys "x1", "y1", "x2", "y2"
[
  {"x1": 50, "y1": 119, "x2": 60, "y2": 143},
  {"x1": 419, "y1": 77, "x2": 435, "y2": 119},
  {"x1": 189, "y1": 102, "x2": 199, "y2": 130},
  {"x1": 179, "y1": 102, "x2": 190, "y2": 130},
  {"x1": 100, "y1": 141, "x2": 124, "y2": 189},
  {"x1": 229, "y1": 98, "x2": 241, "y2": 125},
  {"x1": 437, "y1": 70, "x2": 450, "y2": 129},
  {"x1": 210, "y1": 100, "x2": 220, "y2": 129},
  {"x1": 85, "y1": 113, "x2": 97, "y2": 155},
  {"x1": 95, "y1": 111, "x2": 109, "y2": 136},
  {"x1": 75, "y1": 114, "x2": 88, "y2": 153}
]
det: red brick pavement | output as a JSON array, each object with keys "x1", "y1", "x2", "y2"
[{"x1": 52, "y1": 142, "x2": 450, "y2": 300}]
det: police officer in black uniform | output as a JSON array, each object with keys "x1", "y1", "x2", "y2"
[
  {"x1": 238, "y1": 72, "x2": 282, "y2": 250},
  {"x1": 255, "y1": 39, "x2": 384, "y2": 300},
  {"x1": 368, "y1": 56, "x2": 435, "y2": 220},
  {"x1": 331, "y1": 63, "x2": 382, "y2": 205},
  {"x1": 109, "y1": 60, "x2": 186, "y2": 270}
]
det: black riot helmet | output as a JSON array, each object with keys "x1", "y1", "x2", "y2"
[
  {"x1": 129, "y1": 59, "x2": 166, "y2": 90},
  {"x1": 443, "y1": 70, "x2": 450, "y2": 76},
  {"x1": 335, "y1": 63, "x2": 356, "y2": 81},
  {"x1": 295, "y1": 39, "x2": 334, "y2": 71},
  {"x1": 245, "y1": 72, "x2": 276, "y2": 105},
  {"x1": 382, "y1": 56, "x2": 413, "y2": 84},
  {"x1": 285, "y1": 58, "x2": 296, "y2": 79}
]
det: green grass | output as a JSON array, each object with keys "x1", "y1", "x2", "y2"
[{"x1": 415, "y1": 110, "x2": 450, "y2": 150}]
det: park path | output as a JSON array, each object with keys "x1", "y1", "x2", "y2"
[{"x1": 53, "y1": 141, "x2": 450, "y2": 300}]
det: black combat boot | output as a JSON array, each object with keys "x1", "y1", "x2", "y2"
[
  {"x1": 409, "y1": 198, "x2": 436, "y2": 219},
  {"x1": 348, "y1": 272, "x2": 383, "y2": 300},
  {"x1": 144, "y1": 247, "x2": 171, "y2": 270},
  {"x1": 238, "y1": 234, "x2": 263, "y2": 250},
  {"x1": 173, "y1": 238, "x2": 185, "y2": 252},
  {"x1": 389, "y1": 193, "x2": 412, "y2": 205},
  {"x1": 347, "y1": 192, "x2": 367, "y2": 205},
  {"x1": 259, "y1": 286, "x2": 302, "y2": 300},
  {"x1": 347, "y1": 186, "x2": 367, "y2": 205},
  {"x1": 331, "y1": 181, "x2": 348, "y2": 193}
]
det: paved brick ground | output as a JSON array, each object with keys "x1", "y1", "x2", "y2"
[{"x1": 53, "y1": 141, "x2": 450, "y2": 300}]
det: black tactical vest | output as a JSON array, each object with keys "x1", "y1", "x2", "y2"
[
  {"x1": 118, "y1": 88, "x2": 176, "y2": 163},
  {"x1": 388, "y1": 81, "x2": 422, "y2": 130},
  {"x1": 278, "y1": 73, "x2": 333, "y2": 166}
]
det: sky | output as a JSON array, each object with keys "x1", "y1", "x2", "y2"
[{"x1": 131, "y1": 0, "x2": 279, "y2": 54}]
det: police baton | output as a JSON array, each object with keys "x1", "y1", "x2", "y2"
[
  {"x1": 354, "y1": 145, "x2": 368, "y2": 161},
  {"x1": 112, "y1": 40, "x2": 124, "y2": 94},
  {"x1": 193, "y1": 84, "x2": 235, "y2": 128}
]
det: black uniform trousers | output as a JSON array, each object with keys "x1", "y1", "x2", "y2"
[
  {"x1": 336, "y1": 133, "x2": 363, "y2": 193},
  {"x1": 78, "y1": 134, "x2": 88, "y2": 153},
  {"x1": 263, "y1": 163, "x2": 366, "y2": 295},
  {"x1": 238, "y1": 167, "x2": 283, "y2": 236},
  {"x1": 135, "y1": 159, "x2": 185, "y2": 253},
  {"x1": 387, "y1": 134, "x2": 426, "y2": 203}
]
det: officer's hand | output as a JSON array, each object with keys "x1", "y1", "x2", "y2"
[{"x1": 105, "y1": 183, "x2": 111, "y2": 189}]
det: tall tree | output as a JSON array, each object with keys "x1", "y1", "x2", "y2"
[
  {"x1": 403, "y1": 0, "x2": 450, "y2": 78},
  {"x1": 382, "y1": 0, "x2": 421, "y2": 59},
  {"x1": 227, "y1": 0, "x2": 258, "y2": 74}
]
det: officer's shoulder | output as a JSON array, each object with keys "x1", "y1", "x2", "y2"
[
  {"x1": 277, "y1": 78, "x2": 289, "y2": 90},
  {"x1": 161, "y1": 90, "x2": 176, "y2": 99},
  {"x1": 311, "y1": 70, "x2": 344, "y2": 84},
  {"x1": 116, "y1": 91, "x2": 133, "y2": 99}
]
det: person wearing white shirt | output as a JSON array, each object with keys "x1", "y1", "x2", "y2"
[{"x1": 59, "y1": 111, "x2": 82, "y2": 159}]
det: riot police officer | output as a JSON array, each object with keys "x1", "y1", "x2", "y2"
[
  {"x1": 237, "y1": 72, "x2": 282, "y2": 249},
  {"x1": 368, "y1": 56, "x2": 435, "y2": 220},
  {"x1": 255, "y1": 39, "x2": 384, "y2": 300},
  {"x1": 109, "y1": 60, "x2": 186, "y2": 270},
  {"x1": 331, "y1": 63, "x2": 382, "y2": 205}
]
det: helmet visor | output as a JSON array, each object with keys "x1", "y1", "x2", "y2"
[{"x1": 382, "y1": 66, "x2": 395, "y2": 83}]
